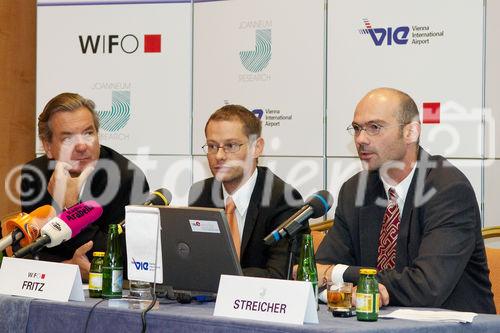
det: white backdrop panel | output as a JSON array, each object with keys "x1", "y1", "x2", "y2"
[
  {"x1": 326, "y1": 157, "x2": 482, "y2": 223},
  {"x1": 37, "y1": 0, "x2": 176, "y2": 3},
  {"x1": 192, "y1": 155, "x2": 213, "y2": 185},
  {"x1": 260, "y1": 157, "x2": 324, "y2": 200},
  {"x1": 193, "y1": 156, "x2": 324, "y2": 202},
  {"x1": 484, "y1": 159, "x2": 500, "y2": 228},
  {"x1": 192, "y1": 155, "x2": 325, "y2": 223},
  {"x1": 261, "y1": 157, "x2": 325, "y2": 224},
  {"x1": 485, "y1": 0, "x2": 500, "y2": 158},
  {"x1": 447, "y1": 159, "x2": 483, "y2": 217},
  {"x1": 127, "y1": 154, "x2": 192, "y2": 206},
  {"x1": 327, "y1": 0, "x2": 483, "y2": 158},
  {"x1": 326, "y1": 157, "x2": 364, "y2": 219},
  {"x1": 193, "y1": 0, "x2": 325, "y2": 157},
  {"x1": 37, "y1": 2, "x2": 191, "y2": 155}
]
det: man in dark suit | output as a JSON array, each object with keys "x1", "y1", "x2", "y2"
[
  {"x1": 316, "y1": 87, "x2": 495, "y2": 313},
  {"x1": 189, "y1": 105, "x2": 303, "y2": 279},
  {"x1": 19, "y1": 93, "x2": 149, "y2": 278}
]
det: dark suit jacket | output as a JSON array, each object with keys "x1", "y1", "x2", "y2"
[
  {"x1": 20, "y1": 145, "x2": 149, "y2": 263},
  {"x1": 188, "y1": 166, "x2": 303, "y2": 279},
  {"x1": 316, "y1": 148, "x2": 495, "y2": 313}
]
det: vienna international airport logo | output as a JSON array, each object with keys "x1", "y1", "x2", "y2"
[
  {"x1": 97, "y1": 90, "x2": 130, "y2": 132},
  {"x1": 252, "y1": 108, "x2": 293, "y2": 128},
  {"x1": 79, "y1": 34, "x2": 162, "y2": 54},
  {"x1": 359, "y1": 18, "x2": 444, "y2": 46},
  {"x1": 238, "y1": 20, "x2": 272, "y2": 82}
]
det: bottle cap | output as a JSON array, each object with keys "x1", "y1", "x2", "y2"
[
  {"x1": 359, "y1": 268, "x2": 377, "y2": 275},
  {"x1": 93, "y1": 251, "x2": 105, "y2": 257}
]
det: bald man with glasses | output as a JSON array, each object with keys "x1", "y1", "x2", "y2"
[
  {"x1": 315, "y1": 87, "x2": 495, "y2": 313},
  {"x1": 188, "y1": 104, "x2": 303, "y2": 279}
]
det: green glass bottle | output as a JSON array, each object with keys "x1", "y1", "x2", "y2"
[
  {"x1": 356, "y1": 268, "x2": 379, "y2": 321},
  {"x1": 89, "y1": 251, "x2": 105, "y2": 298},
  {"x1": 296, "y1": 234, "x2": 318, "y2": 306},
  {"x1": 102, "y1": 224, "x2": 123, "y2": 299}
]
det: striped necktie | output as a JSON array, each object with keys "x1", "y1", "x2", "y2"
[{"x1": 377, "y1": 188, "x2": 401, "y2": 270}]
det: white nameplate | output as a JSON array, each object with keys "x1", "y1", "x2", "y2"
[
  {"x1": 0, "y1": 257, "x2": 84, "y2": 302},
  {"x1": 125, "y1": 206, "x2": 163, "y2": 283},
  {"x1": 214, "y1": 275, "x2": 318, "y2": 325}
]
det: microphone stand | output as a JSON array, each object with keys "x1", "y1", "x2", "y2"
[
  {"x1": 13, "y1": 237, "x2": 50, "y2": 259},
  {"x1": 286, "y1": 234, "x2": 301, "y2": 280},
  {"x1": 15, "y1": 244, "x2": 43, "y2": 260}
]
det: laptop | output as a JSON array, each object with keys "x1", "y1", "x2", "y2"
[{"x1": 157, "y1": 206, "x2": 243, "y2": 296}]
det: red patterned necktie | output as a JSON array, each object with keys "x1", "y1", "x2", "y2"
[
  {"x1": 225, "y1": 197, "x2": 241, "y2": 259},
  {"x1": 377, "y1": 188, "x2": 400, "y2": 271}
]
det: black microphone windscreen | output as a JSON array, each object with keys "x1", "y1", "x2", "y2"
[
  {"x1": 306, "y1": 190, "x2": 334, "y2": 218},
  {"x1": 146, "y1": 188, "x2": 173, "y2": 206}
]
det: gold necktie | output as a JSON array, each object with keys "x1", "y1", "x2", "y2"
[{"x1": 225, "y1": 197, "x2": 241, "y2": 259}]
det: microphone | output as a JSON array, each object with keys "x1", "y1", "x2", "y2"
[
  {"x1": 118, "y1": 188, "x2": 172, "y2": 230},
  {"x1": 143, "y1": 188, "x2": 172, "y2": 206},
  {"x1": 0, "y1": 205, "x2": 56, "y2": 252},
  {"x1": 13, "y1": 201, "x2": 103, "y2": 258},
  {"x1": 264, "y1": 190, "x2": 333, "y2": 245}
]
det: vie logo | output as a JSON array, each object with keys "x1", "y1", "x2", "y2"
[
  {"x1": 359, "y1": 18, "x2": 409, "y2": 46},
  {"x1": 252, "y1": 109, "x2": 264, "y2": 119},
  {"x1": 78, "y1": 34, "x2": 162, "y2": 54},
  {"x1": 132, "y1": 258, "x2": 149, "y2": 271}
]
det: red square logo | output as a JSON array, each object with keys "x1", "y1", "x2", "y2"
[
  {"x1": 41, "y1": 274, "x2": 46, "y2": 279},
  {"x1": 144, "y1": 34, "x2": 161, "y2": 53},
  {"x1": 423, "y1": 102, "x2": 440, "y2": 124}
]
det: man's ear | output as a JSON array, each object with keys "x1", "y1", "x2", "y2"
[
  {"x1": 404, "y1": 121, "x2": 421, "y2": 144},
  {"x1": 252, "y1": 137, "x2": 265, "y2": 159},
  {"x1": 42, "y1": 139, "x2": 53, "y2": 159}
]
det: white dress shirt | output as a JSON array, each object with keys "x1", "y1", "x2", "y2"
[
  {"x1": 222, "y1": 168, "x2": 258, "y2": 240},
  {"x1": 330, "y1": 164, "x2": 417, "y2": 283}
]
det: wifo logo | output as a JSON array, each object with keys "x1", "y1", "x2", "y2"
[
  {"x1": 27, "y1": 272, "x2": 46, "y2": 280},
  {"x1": 78, "y1": 34, "x2": 161, "y2": 54},
  {"x1": 359, "y1": 18, "x2": 409, "y2": 46},
  {"x1": 239, "y1": 29, "x2": 272, "y2": 72},
  {"x1": 97, "y1": 91, "x2": 130, "y2": 132},
  {"x1": 423, "y1": 102, "x2": 440, "y2": 124}
]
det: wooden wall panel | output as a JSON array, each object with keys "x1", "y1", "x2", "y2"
[{"x1": 0, "y1": 1, "x2": 36, "y2": 217}]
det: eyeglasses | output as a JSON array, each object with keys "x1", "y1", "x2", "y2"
[
  {"x1": 202, "y1": 142, "x2": 247, "y2": 154},
  {"x1": 346, "y1": 123, "x2": 405, "y2": 136},
  {"x1": 61, "y1": 132, "x2": 97, "y2": 146}
]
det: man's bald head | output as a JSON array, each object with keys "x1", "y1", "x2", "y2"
[{"x1": 362, "y1": 87, "x2": 420, "y2": 126}]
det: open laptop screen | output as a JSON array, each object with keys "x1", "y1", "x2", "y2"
[{"x1": 158, "y1": 206, "x2": 243, "y2": 295}]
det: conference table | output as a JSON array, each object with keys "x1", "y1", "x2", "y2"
[{"x1": 1, "y1": 293, "x2": 500, "y2": 333}]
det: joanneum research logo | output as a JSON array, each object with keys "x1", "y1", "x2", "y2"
[
  {"x1": 97, "y1": 90, "x2": 131, "y2": 132},
  {"x1": 239, "y1": 29, "x2": 272, "y2": 72}
]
